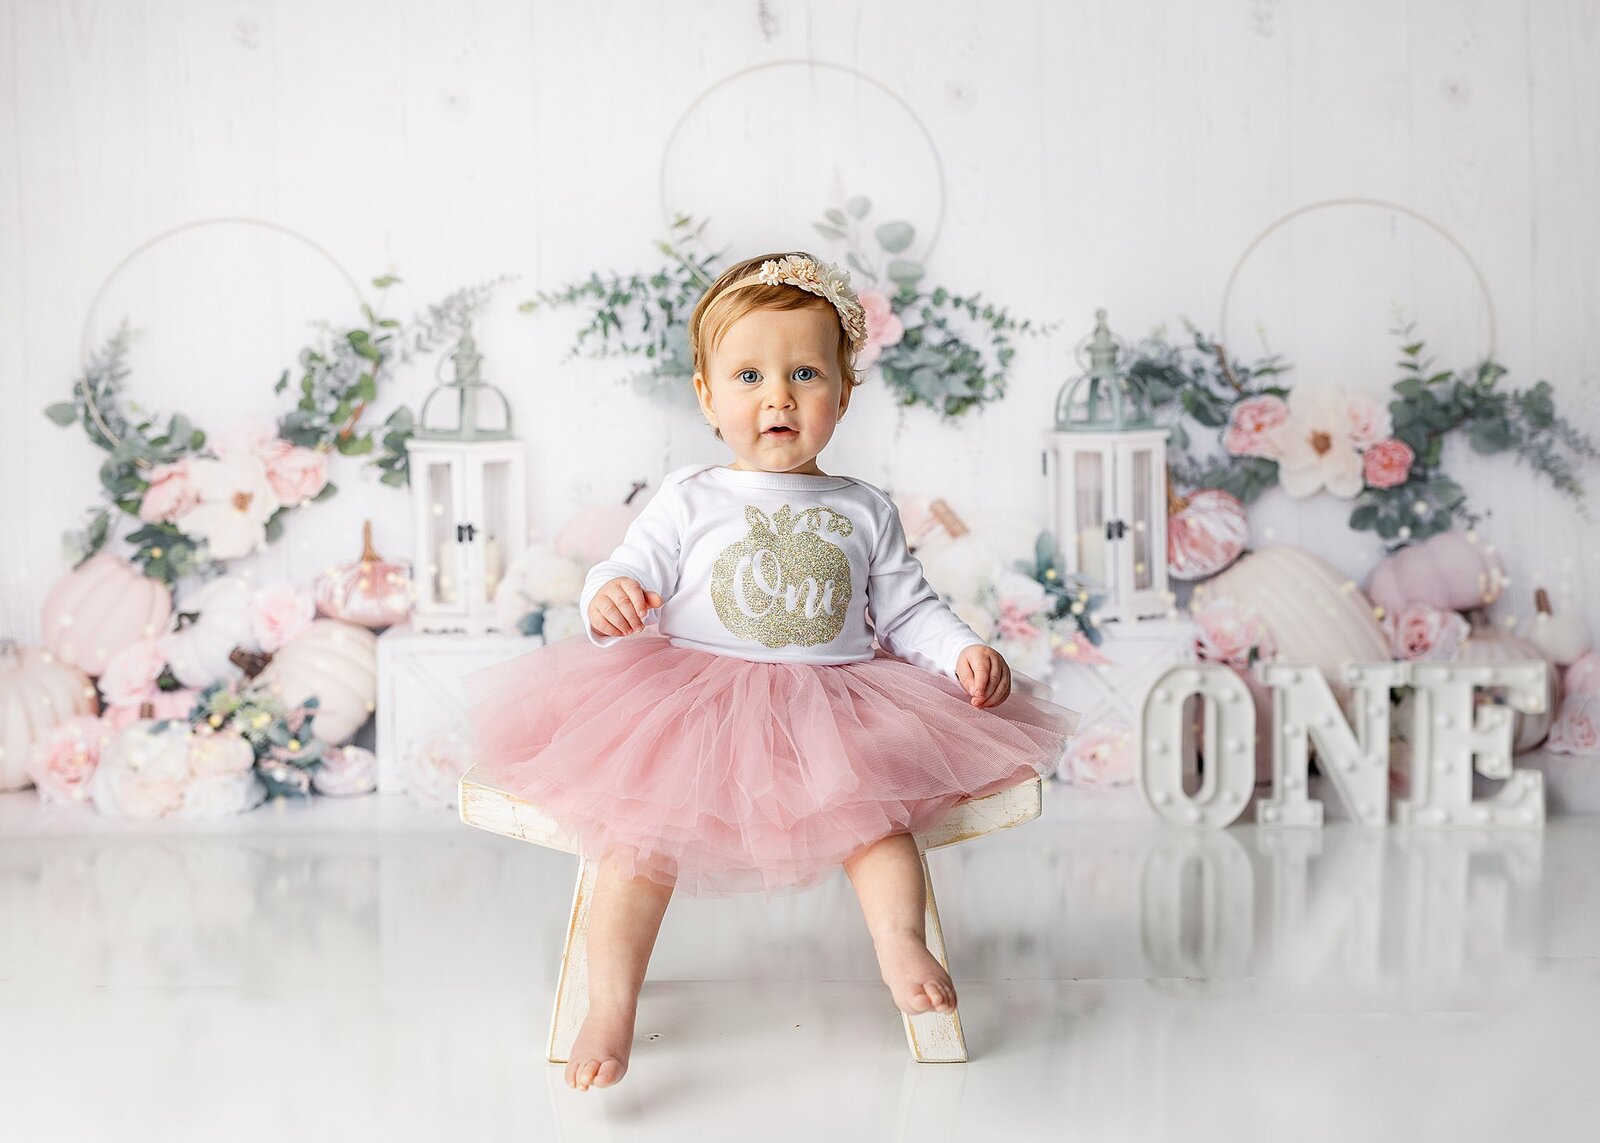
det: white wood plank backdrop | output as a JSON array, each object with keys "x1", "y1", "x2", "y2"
[{"x1": 2, "y1": 0, "x2": 1596, "y2": 643}]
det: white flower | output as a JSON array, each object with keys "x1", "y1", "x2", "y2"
[
  {"x1": 1267, "y1": 385, "x2": 1365, "y2": 499},
  {"x1": 994, "y1": 569, "x2": 1050, "y2": 613},
  {"x1": 175, "y1": 454, "x2": 283, "y2": 560}
]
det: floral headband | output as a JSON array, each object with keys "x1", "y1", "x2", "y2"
[{"x1": 723, "y1": 255, "x2": 868, "y2": 353}]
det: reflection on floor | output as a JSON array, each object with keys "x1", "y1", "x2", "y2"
[{"x1": 1, "y1": 789, "x2": 1597, "y2": 1141}]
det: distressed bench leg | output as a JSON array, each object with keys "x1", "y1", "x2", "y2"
[
  {"x1": 901, "y1": 848, "x2": 968, "y2": 1063},
  {"x1": 547, "y1": 854, "x2": 597, "y2": 1064}
]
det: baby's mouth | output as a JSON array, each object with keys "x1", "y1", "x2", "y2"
[{"x1": 764, "y1": 426, "x2": 798, "y2": 438}]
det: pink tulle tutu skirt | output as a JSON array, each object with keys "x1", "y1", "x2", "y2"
[{"x1": 464, "y1": 626, "x2": 1081, "y2": 899}]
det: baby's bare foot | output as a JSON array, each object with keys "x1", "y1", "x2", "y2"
[
  {"x1": 874, "y1": 930, "x2": 957, "y2": 1016},
  {"x1": 565, "y1": 999, "x2": 638, "y2": 1091}
]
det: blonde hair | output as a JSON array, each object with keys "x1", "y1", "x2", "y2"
[{"x1": 689, "y1": 252, "x2": 861, "y2": 438}]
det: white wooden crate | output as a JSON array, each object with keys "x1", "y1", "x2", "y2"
[{"x1": 375, "y1": 622, "x2": 544, "y2": 792}]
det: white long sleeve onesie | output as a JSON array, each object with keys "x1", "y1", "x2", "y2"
[{"x1": 576, "y1": 463, "x2": 984, "y2": 680}]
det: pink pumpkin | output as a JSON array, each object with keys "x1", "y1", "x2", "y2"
[
  {"x1": 554, "y1": 480, "x2": 647, "y2": 565},
  {"x1": 314, "y1": 521, "x2": 414, "y2": 630},
  {"x1": 41, "y1": 553, "x2": 173, "y2": 676},
  {"x1": 1167, "y1": 488, "x2": 1248, "y2": 581},
  {"x1": 1364, "y1": 531, "x2": 1504, "y2": 618}
]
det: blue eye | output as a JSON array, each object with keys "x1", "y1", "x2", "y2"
[
  {"x1": 738, "y1": 369, "x2": 759, "y2": 383},
  {"x1": 794, "y1": 366, "x2": 818, "y2": 381}
]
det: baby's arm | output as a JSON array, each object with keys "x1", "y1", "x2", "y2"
[
  {"x1": 865, "y1": 495, "x2": 986, "y2": 681},
  {"x1": 578, "y1": 481, "x2": 684, "y2": 647}
]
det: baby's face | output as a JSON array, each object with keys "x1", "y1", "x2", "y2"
[{"x1": 693, "y1": 306, "x2": 850, "y2": 475}]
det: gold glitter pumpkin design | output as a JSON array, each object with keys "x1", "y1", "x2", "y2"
[{"x1": 710, "y1": 503, "x2": 855, "y2": 648}]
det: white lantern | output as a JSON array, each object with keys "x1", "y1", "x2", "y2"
[
  {"x1": 406, "y1": 326, "x2": 528, "y2": 635},
  {"x1": 1042, "y1": 310, "x2": 1170, "y2": 624}
]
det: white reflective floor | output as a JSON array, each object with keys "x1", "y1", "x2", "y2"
[{"x1": 2, "y1": 787, "x2": 1598, "y2": 1142}]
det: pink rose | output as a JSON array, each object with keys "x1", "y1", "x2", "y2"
[
  {"x1": 264, "y1": 445, "x2": 329, "y2": 507},
  {"x1": 1564, "y1": 651, "x2": 1600, "y2": 696},
  {"x1": 995, "y1": 598, "x2": 1041, "y2": 643},
  {"x1": 1547, "y1": 693, "x2": 1600, "y2": 756},
  {"x1": 98, "y1": 638, "x2": 166, "y2": 707},
  {"x1": 854, "y1": 289, "x2": 904, "y2": 370},
  {"x1": 211, "y1": 418, "x2": 286, "y2": 463},
  {"x1": 1223, "y1": 395, "x2": 1289, "y2": 458},
  {"x1": 138, "y1": 459, "x2": 199, "y2": 523},
  {"x1": 27, "y1": 716, "x2": 111, "y2": 804},
  {"x1": 1382, "y1": 602, "x2": 1469, "y2": 661},
  {"x1": 313, "y1": 744, "x2": 378, "y2": 796},
  {"x1": 1362, "y1": 438, "x2": 1415, "y2": 490},
  {"x1": 1059, "y1": 721, "x2": 1135, "y2": 788},
  {"x1": 250, "y1": 583, "x2": 315, "y2": 653},
  {"x1": 1192, "y1": 598, "x2": 1275, "y2": 668},
  {"x1": 1346, "y1": 391, "x2": 1393, "y2": 449}
]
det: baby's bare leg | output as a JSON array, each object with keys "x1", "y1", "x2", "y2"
[
  {"x1": 842, "y1": 831, "x2": 956, "y2": 1015},
  {"x1": 566, "y1": 849, "x2": 674, "y2": 1092}
]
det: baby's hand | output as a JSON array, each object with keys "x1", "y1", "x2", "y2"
[
  {"x1": 588, "y1": 576, "x2": 663, "y2": 638},
  {"x1": 955, "y1": 644, "x2": 1011, "y2": 708}
]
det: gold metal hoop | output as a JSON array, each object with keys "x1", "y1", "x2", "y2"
[
  {"x1": 77, "y1": 216, "x2": 368, "y2": 466},
  {"x1": 657, "y1": 59, "x2": 948, "y2": 266},
  {"x1": 1218, "y1": 197, "x2": 1497, "y2": 362}
]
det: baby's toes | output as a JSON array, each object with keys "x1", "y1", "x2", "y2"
[
  {"x1": 593, "y1": 1059, "x2": 624, "y2": 1087},
  {"x1": 572, "y1": 1059, "x2": 600, "y2": 1090}
]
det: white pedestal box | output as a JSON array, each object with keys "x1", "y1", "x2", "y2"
[
  {"x1": 375, "y1": 623, "x2": 544, "y2": 793},
  {"x1": 1048, "y1": 616, "x2": 1199, "y2": 819}
]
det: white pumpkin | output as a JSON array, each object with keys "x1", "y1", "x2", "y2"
[
  {"x1": 160, "y1": 575, "x2": 256, "y2": 689},
  {"x1": 1191, "y1": 546, "x2": 1389, "y2": 714},
  {"x1": 254, "y1": 619, "x2": 378, "y2": 744},
  {"x1": 1520, "y1": 587, "x2": 1592, "y2": 667},
  {"x1": 0, "y1": 641, "x2": 99, "y2": 791},
  {"x1": 41, "y1": 553, "x2": 173, "y2": 676},
  {"x1": 1458, "y1": 621, "x2": 1558, "y2": 753}
]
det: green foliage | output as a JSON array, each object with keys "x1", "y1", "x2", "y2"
[
  {"x1": 519, "y1": 213, "x2": 718, "y2": 396},
  {"x1": 816, "y1": 196, "x2": 1054, "y2": 419},
  {"x1": 48, "y1": 274, "x2": 511, "y2": 585},
  {"x1": 1131, "y1": 319, "x2": 1597, "y2": 550}
]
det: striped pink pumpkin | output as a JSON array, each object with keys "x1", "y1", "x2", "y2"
[{"x1": 41, "y1": 553, "x2": 173, "y2": 676}]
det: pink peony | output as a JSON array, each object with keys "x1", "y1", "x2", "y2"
[
  {"x1": 1223, "y1": 395, "x2": 1289, "y2": 459},
  {"x1": 1382, "y1": 603, "x2": 1470, "y2": 661},
  {"x1": 210, "y1": 418, "x2": 286, "y2": 463},
  {"x1": 1059, "y1": 721, "x2": 1136, "y2": 788},
  {"x1": 1362, "y1": 438, "x2": 1415, "y2": 490},
  {"x1": 1345, "y1": 391, "x2": 1394, "y2": 449},
  {"x1": 27, "y1": 716, "x2": 112, "y2": 804},
  {"x1": 250, "y1": 582, "x2": 315, "y2": 653},
  {"x1": 854, "y1": 289, "x2": 904, "y2": 370},
  {"x1": 995, "y1": 598, "x2": 1042, "y2": 644},
  {"x1": 138, "y1": 459, "x2": 199, "y2": 523},
  {"x1": 1563, "y1": 651, "x2": 1600, "y2": 696},
  {"x1": 1192, "y1": 597, "x2": 1275, "y2": 668},
  {"x1": 264, "y1": 445, "x2": 329, "y2": 507},
  {"x1": 1547, "y1": 693, "x2": 1600, "y2": 756},
  {"x1": 98, "y1": 638, "x2": 166, "y2": 708},
  {"x1": 313, "y1": 744, "x2": 378, "y2": 796}
]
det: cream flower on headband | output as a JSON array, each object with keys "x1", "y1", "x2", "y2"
[{"x1": 747, "y1": 255, "x2": 869, "y2": 352}]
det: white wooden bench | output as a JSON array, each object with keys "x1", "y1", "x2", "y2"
[{"x1": 458, "y1": 768, "x2": 1046, "y2": 1064}]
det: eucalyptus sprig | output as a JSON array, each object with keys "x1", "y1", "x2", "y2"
[
  {"x1": 519, "y1": 213, "x2": 721, "y2": 401},
  {"x1": 814, "y1": 195, "x2": 1053, "y2": 419},
  {"x1": 1348, "y1": 323, "x2": 1600, "y2": 540},
  {"x1": 1126, "y1": 322, "x2": 1290, "y2": 503},
  {"x1": 48, "y1": 273, "x2": 512, "y2": 583}
]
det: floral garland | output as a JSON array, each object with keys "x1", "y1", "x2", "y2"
[
  {"x1": 46, "y1": 275, "x2": 510, "y2": 585},
  {"x1": 1127, "y1": 322, "x2": 1598, "y2": 545},
  {"x1": 520, "y1": 199, "x2": 1048, "y2": 419}
]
